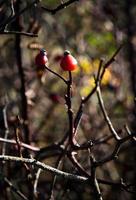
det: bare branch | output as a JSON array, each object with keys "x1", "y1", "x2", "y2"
[
  {"x1": 100, "y1": 44, "x2": 123, "y2": 80},
  {"x1": 2, "y1": 105, "x2": 9, "y2": 156},
  {"x1": 0, "y1": 137, "x2": 39, "y2": 152},
  {"x1": 0, "y1": 0, "x2": 40, "y2": 31},
  {"x1": 3, "y1": 176, "x2": 28, "y2": 200},
  {"x1": 0, "y1": 155, "x2": 88, "y2": 182},
  {"x1": 90, "y1": 154, "x2": 103, "y2": 200},
  {"x1": 44, "y1": 65, "x2": 67, "y2": 84},
  {"x1": 41, "y1": 0, "x2": 79, "y2": 15},
  {"x1": 95, "y1": 135, "x2": 132, "y2": 167},
  {"x1": 96, "y1": 85, "x2": 121, "y2": 141},
  {"x1": 33, "y1": 168, "x2": 42, "y2": 197},
  {"x1": 66, "y1": 71, "x2": 74, "y2": 145},
  {"x1": 0, "y1": 30, "x2": 38, "y2": 37}
]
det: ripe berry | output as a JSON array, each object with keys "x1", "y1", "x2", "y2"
[
  {"x1": 35, "y1": 49, "x2": 48, "y2": 67},
  {"x1": 60, "y1": 50, "x2": 78, "y2": 71}
]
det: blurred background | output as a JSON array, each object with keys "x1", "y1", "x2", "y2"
[{"x1": 0, "y1": 0, "x2": 136, "y2": 199}]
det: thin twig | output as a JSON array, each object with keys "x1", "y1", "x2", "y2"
[
  {"x1": 33, "y1": 168, "x2": 42, "y2": 197},
  {"x1": 10, "y1": 0, "x2": 15, "y2": 16},
  {"x1": 0, "y1": 0, "x2": 40, "y2": 31},
  {"x1": 2, "y1": 105, "x2": 9, "y2": 156},
  {"x1": 14, "y1": 123, "x2": 23, "y2": 157},
  {"x1": 124, "y1": 124, "x2": 136, "y2": 141},
  {"x1": 49, "y1": 155, "x2": 63, "y2": 200},
  {"x1": 95, "y1": 135, "x2": 133, "y2": 167},
  {"x1": 4, "y1": 176, "x2": 29, "y2": 200},
  {"x1": 90, "y1": 154, "x2": 103, "y2": 200},
  {"x1": 73, "y1": 46, "x2": 123, "y2": 137},
  {"x1": 0, "y1": 137, "x2": 39, "y2": 151},
  {"x1": 96, "y1": 85, "x2": 121, "y2": 141},
  {"x1": 44, "y1": 65, "x2": 67, "y2": 84},
  {"x1": 14, "y1": 1, "x2": 30, "y2": 144},
  {"x1": 68, "y1": 153, "x2": 90, "y2": 177},
  {"x1": 41, "y1": 0, "x2": 79, "y2": 15},
  {"x1": 73, "y1": 135, "x2": 113, "y2": 151},
  {"x1": 0, "y1": 31, "x2": 38, "y2": 37},
  {"x1": 97, "y1": 178, "x2": 136, "y2": 194},
  {"x1": 66, "y1": 71, "x2": 74, "y2": 145},
  {"x1": 72, "y1": 60, "x2": 103, "y2": 142},
  {"x1": 0, "y1": 155, "x2": 88, "y2": 182},
  {"x1": 100, "y1": 44, "x2": 123, "y2": 80},
  {"x1": 35, "y1": 143, "x2": 64, "y2": 160}
]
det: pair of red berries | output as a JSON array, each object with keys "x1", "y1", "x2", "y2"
[{"x1": 35, "y1": 49, "x2": 78, "y2": 71}]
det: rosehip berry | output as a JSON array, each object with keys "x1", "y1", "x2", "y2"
[
  {"x1": 35, "y1": 49, "x2": 48, "y2": 67},
  {"x1": 60, "y1": 50, "x2": 78, "y2": 71}
]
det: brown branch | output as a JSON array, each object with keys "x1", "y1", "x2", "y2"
[
  {"x1": 41, "y1": 0, "x2": 79, "y2": 15},
  {"x1": 124, "y1": 124, "x2": 136, "y2": 141},
  {"x1": 33, "y1": 168, "x2": 42, "y2": 198},
  {"x1": 15, "y1": 37, "x2": 30, "y2": 144},
  {"x1": 0, "y1": 31, "x2": 38, "y2": 37},
  {"x1": 72, "y1": 60, "x2": 103, "y2": 143},
  {"x1": 98, "y1": 178, "x2": 136, "y2": 194},
  {"x1": 100, "y1": 44, "x2": 124, "y2": 80},
  {"x1": 0, "y1": 137, "x2": 39, "y2": 152},
  {"x1": 0, "y1": 0, "x2": 40, "y2": 31},
  {"x1": 73, "y1": 134, "x2": 113, "y2": 151},
  {"x1": 0, "y1": 155, "x2": 88, "y2": 182},
  {"x1": 66, "y1": 71, "x2": 74, "y2": 145},
  {"x1": 14, "y1": 126, "x2": 23, "y2": 157},
  {"x1": 3, "y1": 176, "x2": 29, "y2": 200},
  {"x1": 44, "y1": 65, "x2": 67, "y2": 84},
  {"x1": 96, "y1": 85, "x2": 121, "y2": 140},
  {"x1": 2, "y1": 105, "x2": 9, "y2": 156},
  {"x1": 68, "y1": 153, "x2": 90, "y2": 177},
  {"x1": 14, "y1": 0, "x2": 30, "y2": 144},
  {"x1": 90, "y1": 154, "x2": 103, "y2": 200},
  {"x1": 95, "y1": 135, "x2": 133, "y2": 167},
  {"x1": 73, "y1": 46, "x2": 122, "y2": 141},
  {"x1": 35, "y1": 143, "x2": 64, "y2": 160},
  {"x1": 49, "y1": 155, "x2": 63, "y2": 200}
]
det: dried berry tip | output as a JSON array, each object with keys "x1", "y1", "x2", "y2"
[
  {"x1": 40, "y1": 49, "x2": 47, "y2": 55},
  {"x1": 64, "y1": 50, "x2": 70, "y2": 56}
]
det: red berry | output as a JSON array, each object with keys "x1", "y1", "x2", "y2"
[
  {"x1": 35, "y1": 49, "x2": 48, "y2": 67},
  {"x1": 60, "y1": 50, "x2": 78, "y2": 71}
]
